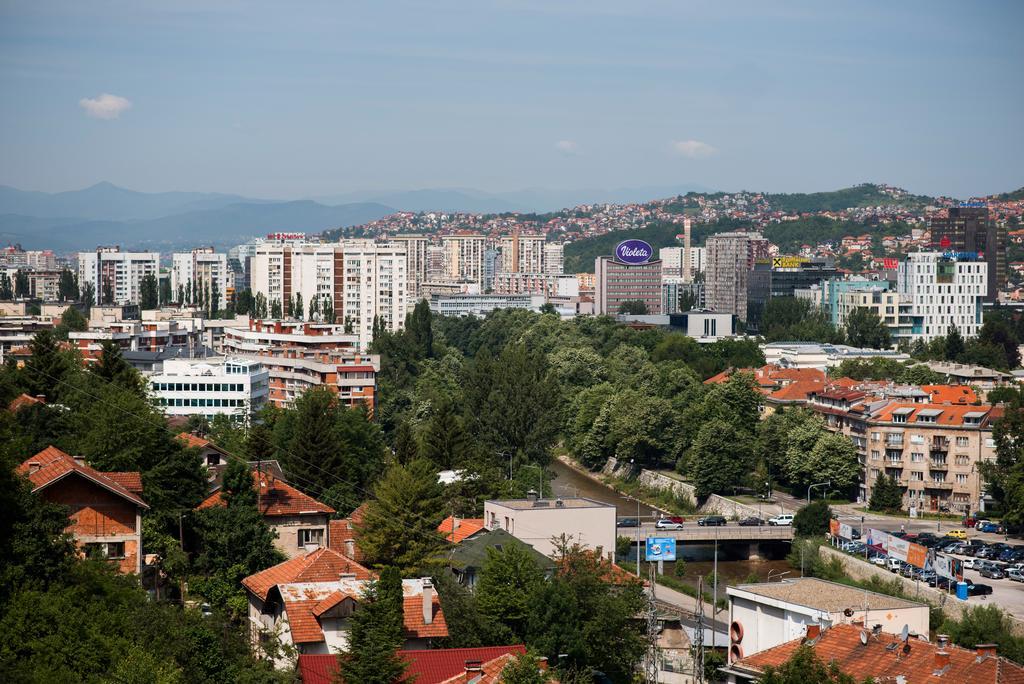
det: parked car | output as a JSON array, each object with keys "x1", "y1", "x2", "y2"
[
  {"x1": 963, "y1": 558, "x2": 979, "y2": 570},
  {"x1": 980, "y1": 522, "x2": 1002, "y2": 534},
  {"x1": 918, "y1": 570, "x2": 937, "y2": 584},
  {"x1": 999, "y1": 548, "x2": 1017, "y2": 562},
  {"x1": 976, "y1": 547, "x2": 997, "y2": 560},
  {"x1": 871, "y1": 554, "x2": 888, "y2": 566},
  {"x1": 887, "y1": 558, "x2": 903, "y2": 572},
  {"x1": 697, "y1": 515, "x2": 727, "y2": 527},
  {"x1": 946, "y1": 529, "x2": 968, "y2": 540},
  {"x1": 655, "y1": 518, "x2": 684, "y2": 530},
  {"x1": 768, "y1": 514, "x2": 794, "y2": 526},
  {"x1": 901, "y1": 563, "x2": 917, "y2": 578},
  {"x1": 1008, "y1": 568, "x2": 1024, "y2": 583},
  {"x1": 848, "y1": 542, "x2": 866, "y2": 554},
  {"x1": 616, "y1": 517, "x2": 639, "y2": 528},
  {"x1": 975, "y1": 519, "x2": 992, "y2": 530},
  {"x1": 738, "y1": 516, "x2": 765, "y2": 527},
  {"x1": 980, "y1": 566, "x2": 1006, "y2": 580},
  {"x1": 967, "y1": 583, "x2": 994, "y2": 596}
]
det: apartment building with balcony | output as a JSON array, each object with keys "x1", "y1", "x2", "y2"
[
  {"x1": 808, "y1": 389, "x2": 999, "y2": 514},
  {"x1": 77, "y1": 247, "x2": 159, "y2": 306}
]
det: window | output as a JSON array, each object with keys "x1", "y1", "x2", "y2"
[
  {"x1": 956, "y1": 436, "x2": 969, "y2": 447},
  {"x1": 298, "y1": 528, "x2": 324, "y2": 548},
  {"x1": 911, "y1": 452, "x2": 924, "y2": 462},
  {"x1": 85, "y1": 541, "x2": 125, "y2": 560},
  {"x1": 956, "y1": 474, "x2": 969, "y2": 485}
]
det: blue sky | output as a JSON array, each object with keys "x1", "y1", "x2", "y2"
[{"x1": 1, "y1": 1, "x2": 1021, "y2": 198}]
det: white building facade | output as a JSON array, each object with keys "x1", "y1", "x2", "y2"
[
  {"x1": 171, "y1": 248, "x2": 232, "y2": 310},
  {"x1": 77, "y1": 248, "x2": 159, "y2": 306},
  {"x1": 149, "y1": 356, "x2": 269, "y2": 424},
  {"x1": 897, "y1": 252, "x2": 987, "y2": 342}
]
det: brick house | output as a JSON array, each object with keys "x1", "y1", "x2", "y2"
[
  {"x1": 242, "y1": 547, "x2": 448, "y2": 668},
  {"x1": 19, "y1": 445, "x2": 148, "y2": 574},
  {"x1": 196, "y1": 471, "x2": 335, "y2": 559}
]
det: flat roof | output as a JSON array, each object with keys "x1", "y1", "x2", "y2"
[
  {"x1": 485, "y1": 497, "x2": 613, "y2": 510},
  {"x1": 727, "y1": 577, "x2": 925, "y2": 613}
]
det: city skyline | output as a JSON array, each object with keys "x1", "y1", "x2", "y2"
[{"x1": 1, "y1": 1, "x2": 1022, "y2": 200}]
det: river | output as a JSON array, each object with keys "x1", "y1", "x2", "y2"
[{"x1": 549, "y1": 458, "x2": 794, "y2": 584}]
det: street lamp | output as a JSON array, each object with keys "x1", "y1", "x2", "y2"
[
  {"x1": 768, "y1": 569, "x2": 790, "y2": 583},
  {"x1": 807, "y1": 480, "x2": 831, "y2": 504},
  {"x1": 626, "y1": 494, "x2": 641, "y2": 578}
]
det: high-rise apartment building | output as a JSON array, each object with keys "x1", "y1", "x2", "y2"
[
  {"x1": 426, "y1": 245, "x2": 446, "y2": 280},
  {"x1": 0, "y1": 247, "x2": 58, "y2": 270},
  {"x1": 171, "y1": 248, "x2": 231, "y2": 309},
  {"x1": 543, "y1": 243, "x2": 564, "y2": 275},
  {"x1": 250, "y1": 240, "x2": 407, "y2": 350},
  {"x1": 928, "y1": 205, "x2": 1005, "y2": 301},
  {"x1": 499, "y1": 233, "x2": 546, "y2": 273},
  {"x1": 704, "y1": 232, "x2": 769, "y2": 320},
  {"x1": 897, "y1": 252, "x2": 987, "y2": 342},
  {"x1": 388, "y1": 234, "x2": 429, "y2": 300},
  {"x1": 77, "y1": 247, "x2": 159, "y2": 306},
  {"x1": 442, "y1": 234, "x2": 486, "y2": 283}
]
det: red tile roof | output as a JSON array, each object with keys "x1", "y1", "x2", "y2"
[
  {"x1": 196, "y1": 471, "x2": 334, "y2": 517},
  {"x1": 437, "y1": 516, "x2": 486, "y2": 544},
  {"x1": 298, "y1": 646, "x2": 528, "y2": 684},
  {"x1": 242, "y1": 547, "x2": 375, "y2": 602},
  {"x1": 403, "y1": 593, "x2": 448, "y2": 639},
  {"x1": 923, "y1": 384, "x2": 979, "y2": 405},
  {"x1": 328, "y1": 503, "x2": 368, "y2": 561},
  {"x1": 175, "y1": 432, "x2": 212, "y2": 450},
  {"x1": 731, "y1": 624, "x2": 1024, "y2": 684},
  {"x1": 18, "y1": 446, "x2": 148, "y2": 509},
  {"x1": 767, "y1": 379, "x2": 825, "y2": 403},
  {"x1": 8, "y1": 393, "x2": 44, "y2": 412},
  {"x1": 873, "y1": 402, "x2": 995, "y2": 427}
]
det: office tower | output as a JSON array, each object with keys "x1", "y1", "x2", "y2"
[
  {"x1": 77, "y1": 247, "x2": 159, "y2": 306},
  {"x1": 928, "y1": 205, "x2": 1006, "y2": 301},
  {"x1": 595, "y1": 254, "x2": 663, "y2": 315},
  {"x1": 172, "y1": 248, "x2": 231, "y2": 309},
  {"x1": 482, "y1": 248, "x2": 500, "y2": 291},
  {"x1": 704, "y1": 232, "x2": 769, "y2": 319},
  {"x1": 897, "y1": 252, "x2": 987, "y2": 342}
]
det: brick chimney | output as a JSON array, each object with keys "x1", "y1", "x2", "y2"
[
  {"x1": 805, "y1": 625, "x2": 821, "y2": 640},
  {"x1": 422, "y1": 578, "x2": 433, "y2": 626},
  {"x1": 934, "y1": 651, "x2": 951, "y2": 673},
  {"x1": 977, "y1": 643, "x2": 998, "y2": 658},
  {"x1": 937, "y1": 634, "x2": 949, "y2": 649}
]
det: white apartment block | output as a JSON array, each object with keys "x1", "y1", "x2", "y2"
[
  {"x1": 897, "y1": 252, "x2": 987, "y2": 342},
  {"x1": 543, "y1": 242, "x2": 564, "y2": 275},
  {"x1": 250, "y1": 240, "x2": 407, "y2": 351},
  {"x1": 389, "y1": 234, "x2": 429, "y2": 300},
  {"x1": 77, "y1": 248, "x2": 159, "y2": 306},
  {"x1": 171, "y1": 248, "x2": 231, "y2": 310},
  {"x1": 659, "y1": 246, "x2": 706, "y2": 282},
  {"x1": 835, "y1": 287, "x2": 902, "y2": 334},
  {"x1": 0, "y1": 247, "x2": 58, "y2": 270},
  {"x1": 442, "y1": 234, "x2": 486, "y2": 283},
  {"x1": 149, "y1": 356, "x2": 269, "y2": 425}
]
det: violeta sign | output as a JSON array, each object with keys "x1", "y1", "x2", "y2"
[{"x1": 615, "y1": 239, "x2": 654, "y2": 265}]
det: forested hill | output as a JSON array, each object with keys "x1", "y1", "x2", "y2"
[
  {"x1": 763, "y1": 184, "x2": 934, "y2": 213},
  {"x1": 562, "y1": 220, "x2": 720, "y2": 273},
  {"x1": 997, "y1": 187, "x2": 1024, "y2": 201}
]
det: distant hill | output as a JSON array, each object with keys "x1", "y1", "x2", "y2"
[
  {"x1": 764, "y1": 184, "x2": 934, "y2": 213},
  {"x1": 0, "y1": 200, "x2": 394, "y2": 252},
  {"x1": 996, "y1": 187, "x2": 1024, "y2": 201},
  {"x1": 0, "y1": 182, "x2": 271, "y2": 221},
  {"x1": 563, "y1": 220, "x2": 723, "y2": 274}
]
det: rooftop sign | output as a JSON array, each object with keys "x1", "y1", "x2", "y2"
[{"x1": 615, "y1": 239, "x2": 653, "y2": 265}]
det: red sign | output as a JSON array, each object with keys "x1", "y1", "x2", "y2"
[
  {"x1": 882, "y1": 258, "x2": 898, "y2": 270},
  {"x1": 939, "y1": 235, "x2": 951, "y2": 249}
]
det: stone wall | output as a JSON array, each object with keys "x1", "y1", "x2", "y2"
[
  {"x1": 601, "y1": 456, "x2": 636, "y2": 479},
  {"x1": 636, "y1": 468, "x2": 778, "y2": 520},
  {"x1": 819, "y1": 545, "x2": 1024, "y2": 636}
]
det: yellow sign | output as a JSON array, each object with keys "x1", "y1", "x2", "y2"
[{"x1": 772, "y1": 256, "x2": 809, "y2": 269}]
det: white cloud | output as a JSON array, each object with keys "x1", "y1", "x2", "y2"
[
  {"x1": 671, "y1": 139, "x2": 717, "y2": 159},
  {"x1": 79, "y1": 93, "x2": 132, "y2": 120},
  {"x1": 554, "y1": 139, "x2": 578, "y2": 153}
]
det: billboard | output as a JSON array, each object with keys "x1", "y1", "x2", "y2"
[
  {"x1": 829, "y1": 520, "x2": 855, "y2": 540},
  {"x1": 934, "y1": 554, "x2": 964, "y2": 582},
  {"x1": 866, "y1": 528, "x2": 889, "y2": 552},
  {"x1": 645, "y1": 537, "x2": 677, "y2": 562},
  {"x1": 615, "y1": 239, "x2": 654, "y2": 265},
  {"x1": 887, "y1": 535, "x2": 910, "y2": 562},
  {"x1": 771, "y1": 256, "x2": 809, "y2": 269},
  {"x1": 865, "y1": 529, "x2": 928, "y2": 568},
  {"x1": 882, "y1": 257, "x2": 899, "y2": 270}
]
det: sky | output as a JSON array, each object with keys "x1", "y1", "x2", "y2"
[{"x1": 1, "y1": 0, "x2": 1022, "y2": 199}]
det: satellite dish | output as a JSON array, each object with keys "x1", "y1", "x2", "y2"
[
  {"x1": 900, "y1": 624, "x2": 909, "y2": 642},
  {"x1": 860, "y1": 630, "x2": 869, "y2": 645},
  {"x1": 844, "y1": 608, "x2": 854, "y2": 617}
]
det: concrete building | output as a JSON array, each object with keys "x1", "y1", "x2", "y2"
[
  {"x1": 594, "y1": 255, "x2": 663, "y2": 316},
  {"x1": 172, "y1": 248, "x2": 231, "y2": 310},
  {"x1": 761, "y1": 342, "x2": 909, "y2": 371},
  {"x1": 835, "y1": 288, "x2": 905, "y2": 338},
  {"x1": 491, "y1": 272, "x2": 579, "y2": 298},
  {"x1": 704, "y1": 232, "x2": 769, "y2": 320},
  {"x1": 543, "y1": 242, "x2": 564, "y2": 275},
  {"x1": 442, "y1": 233, "x2": 486, "y2": 283},
  {"x1": 77, "y1": 247, "x2": 159, "y2": 306},
  {"x1": 149, "y1": 356, "x2": 269, "y2": 425},
  {"x1": 897, "y1": 252, "x2": 987, "y2": 342},
  {"x1": 661, "y1": 278, "x2": 704, "y2": 314},
  {"x1": 499, "y1": 233, "x2": 546, "y2": 273},
  {"x1": 675, "y1": 309, "x2": 735, "y2": 341},
  {"x1": 222, "y1": 320, "x2": 378, "y2": 410},
  {"x1": 483, "y1": 497, "x2": 616, "y2": 559},
  {"x1": 69, "y1": 318, "x2": 206, "y2": 363},
  {"x1": 430, "y1": 293, "x2": 545, "y2": 318},
  {"x1": 929, "y1": 205, "x2": 1006, "y2": 301},
  {"x1": 0, "y1": 246, "x2": 58, "y2": 270},
  {"x1": 250, "y1": 240, "x2": 407, "y2": 350},
  {"x1": 388, "y1": 234, "x2": 430, "y2": 300},
  {"x1": 726, "y1": 577, "x2": 929, "y2": 665}
]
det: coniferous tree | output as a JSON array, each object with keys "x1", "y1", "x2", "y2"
[
  {"x1": 140, "y1": 274, "x2": 159, "y2": 309},
  {"x1": 334, "y1": 567, "x2": 406, "y2": 684},
  {"x1": 158, "y1": 277, "x2": 172, "y2": 306},
  {"x1": 868, "y1": 473, "x2": 904, "y2": 512},
  {"x1": 23, "y1": 329, "x2": 74, "y2": 400},
  {"x1": 0, "y1": 272, "x2": 13, "y2": 299},
  {"x1": 80, "y1": 282, "x2": 95, "y2": 310},
  {"x1": 945, "y1": 325, "x2": 966, "y2": 361},
  {"x1": 476, "y1": 542, "x2": 544, "y2": 640},
  {"x1": 14, "y1": 270, "x2": 30, "y2": 298},
  {"x1": 57, "y1": 269, "x2": 78, "y2": 301},
  {"x1": 93, "y1": 339, "x2": 145, "y2": 397},
  {"x1": 392, "y1": 420, "x2": 420, "y2": 464},
  {"x1": 308, "y1": 294, "x2": 319, "y2": 321},
  {"x1": 356, "y1": 458, "x2": 445, "y2": 574},
  {"x1": 291, "y1": 294, "x2": 302, "y2": 321},
  {"x1": 405, "y1": 300, "x2": 434, "y2": 358},
  {"x1": 420, "y1": 402, "x2": 474, "y2": 470},
  {"x1": 322, "y1": 295, "x2": 334, "y2": 324}
]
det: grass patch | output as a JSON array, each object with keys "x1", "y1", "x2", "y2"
[{"x1": 618, "y1": 560, "x2": 727, "y2": 611}]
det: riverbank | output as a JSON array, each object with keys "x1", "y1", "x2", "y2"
[{"x1": 553, "y1": 453, "x2": 673, "y2": 518}]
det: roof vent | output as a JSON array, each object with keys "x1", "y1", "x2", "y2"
[{"x1": 555, "y1": 498, "x2": 565, "y2": 508}]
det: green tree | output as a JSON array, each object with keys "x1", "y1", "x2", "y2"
[
  {"x1": 431, "y1": 572, "x2": 514, "y2": 648},
  {"x1": 356, "y1": 458, "x2": 445, "y2": 574},
  {"x1": 979, "y1": 316, "x2": 1021, "y2": 369},
  {"x1": 420, "y1": 402, "x2": 475, "y2": 470},
  {"x1": 944, "y1": 325, "x2": 966, "y2": 361},
  {"x1": 92, "y1": 339, "x2": 145, "y2": 396},
  {"x1": 269, "y1": 299, "x2": 282, "y2": 319},
  {"x1": 159, "y1": 276, "x2": 172, "y2": 306},
  {"x1": 618, "y1": 299, "x2": 648, "y2": 315},
  {"x1": 53, "y1": 306, "x2": 88, "y2": 340},
  {"x1": 868, "y1": 473, "x2": 904, "y2": 513},
  {"x1": 80, "y1": 281, "x2": 95, "y2": 309},
  {"x1": 14, "y1": 270, "x2": 30, "y2": 298},
  {"x1": 23, "y1": 329, "x2": 75, "y2": 401},
  {"x1": 476, "y1": 542, "x2": 545, "y2": 640},
  {"x1": 793, "y1": 500, "x2": 832, "y2": 537},
  {"x1": 405, "y1": 299, "x2": 434, "y2": 359},
  {"x1": 690, "y1": 419, "x2": 754, "y2": 498},
  {"x1": 939, "y1": 605, "x2": 1024, "y2": 664},
  {"x1": 0, "y1": 272, "x2": 13, "y2": 299},
  {"x1": 291, "y1": 293, "x2": 302, "y2": 321},
  {"x1": 334, "y1": 567, "x2": 407, "y2": 684},
  {"x1": 759, "y1": 644, "x2": 862, "y2": 684},
  {"x1": 57, "y1": 269, "x2": 79, "y2": 301},
  {"x1": 844, "y1": 307, "x2": 891, "y2": 349},
  {"x1": 140, "y1": 274, "x2": 159, "y2": 309},
  {"x1": 498, "y1": 652, "x2": 552, "y2": 684}
]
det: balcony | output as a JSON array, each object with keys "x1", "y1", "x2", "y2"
[
  {"x1": 929, "y1": 460, "x2": 948, "y2": 470},
  {"x1": 931, "y1": 437, "x2": 950, "y2": 452},
  {"x1": 925, "y1": 481, "x2": 953, "y2": 490}
]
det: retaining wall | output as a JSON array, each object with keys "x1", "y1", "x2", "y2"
[{"x1": 636, "y1": 468, "x2": 777, "y2": 519}]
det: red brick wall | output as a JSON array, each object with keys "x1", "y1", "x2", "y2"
[{"x1": 41, "y1": 476, "x2": 138, "y2": 535}]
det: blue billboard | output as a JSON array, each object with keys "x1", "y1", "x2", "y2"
[{"x1": 645, "y1": 537, "x2": 677, "y2": 562}]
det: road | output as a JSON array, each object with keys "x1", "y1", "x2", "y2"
[{"x1": 620, "y1": 521, "x2": 794, "y2": 543}]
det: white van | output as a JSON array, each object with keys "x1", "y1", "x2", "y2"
[
  {"x1": 768, "y1": 514, "x2": 794, "y2": 526},
  {"x1": 887, "y1": 558, "x2": 903, "y2": 573}
]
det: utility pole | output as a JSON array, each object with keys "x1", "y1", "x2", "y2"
[
  {"x1": 644, "y1": 562, "x2": 659, "y2": 684},
  {"x1": 712, "y1": 526, "x2": 719, "y2": 623},
  {"x1": 694, "y1": 575, "x2": 706, "y2": 684}
]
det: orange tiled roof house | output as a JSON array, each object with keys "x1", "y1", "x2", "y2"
[
  {"x1": 242, "y1": 547, "x2": 448, "y2": 669},
  {"x1": 18, "y1": 446, "x2": 148, "y2": 574}
]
